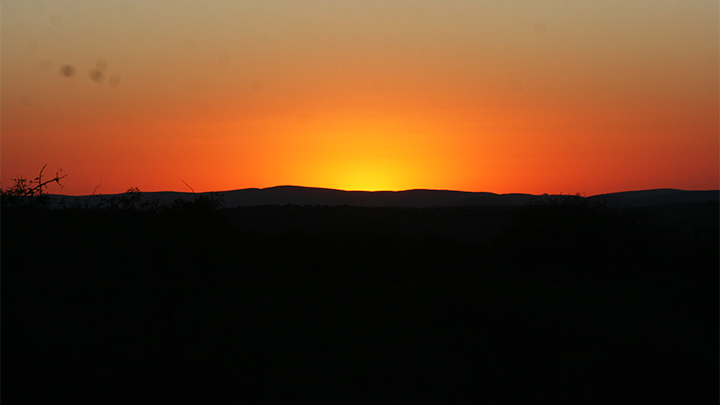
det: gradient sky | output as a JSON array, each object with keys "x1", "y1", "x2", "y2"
[{"x1": 2, "y1": 0, "x2": 718, "y2": 195}]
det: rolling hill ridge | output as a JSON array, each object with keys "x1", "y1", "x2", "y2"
[{"x1": 49, "y1": 186, "x2": 719, "y2": 208}]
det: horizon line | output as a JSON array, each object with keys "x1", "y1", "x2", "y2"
[{"x1": 45, "y1": 185, "x2": 720, "y2": 198}]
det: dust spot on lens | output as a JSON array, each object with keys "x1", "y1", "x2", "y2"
[
  {"x1": 219, "y1": 53, "x2": 231, "y2": 65},
  {"x1": 60, "y1": 65, "x2": 75, "y2": 77},
  {"x1": 39, "y1": 60, "x2": 54, "y2": 71},
  {"x1": 118, "y1": 0, "x2": 130, "y2": 14},
  {"x1": 96, "y1": 59, "x2": 108, "y2": 72},
  {"x1": 108, "y1": 74, "x2": 121, "y2": 87},
  {"x1": 89, "y1": 69, "x2": 104, "y2": 82},
  {"x1": 27, "y1": 37, "x2": 39, "y2": 51},
  {"x1": 250, "y1": 80, "x2": 263, "y2": 92}
]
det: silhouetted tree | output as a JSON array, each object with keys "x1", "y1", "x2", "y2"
[{"x1": 1, "y1": 164, "x2": 66, "y2": 208}]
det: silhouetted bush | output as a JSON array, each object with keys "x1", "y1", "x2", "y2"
[
  {"x1": 486, "y1": 194, "x2": 666, "y2": 282},
  {"x1": 1, "y1": 165, "x2": 66, "y2": 209}
]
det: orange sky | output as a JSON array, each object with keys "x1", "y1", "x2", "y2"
[{"x1": 2, "y1": 0, "x2": 718, "y2": 195}]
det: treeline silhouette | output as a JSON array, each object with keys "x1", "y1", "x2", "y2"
[{"x1": 3, "y1": 177, "x2": 718, "y2": 403}]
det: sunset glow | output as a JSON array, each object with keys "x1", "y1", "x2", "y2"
[{"x1": 2, "y1": 1, "x2": 718, "y2": 195}]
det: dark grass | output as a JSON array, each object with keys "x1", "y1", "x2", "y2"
[{"x1": 2, "y1": 198, "x2": 718, "y2": 403}]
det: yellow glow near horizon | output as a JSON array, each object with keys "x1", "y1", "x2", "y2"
[
  {"x1": 256, "y1": 113, "x2": 451, "y2": 191},
  {"x1": 323, "y1": 158, "x2": 414, "y2": 192}
]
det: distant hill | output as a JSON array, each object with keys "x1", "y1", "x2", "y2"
[
  {"x1": 220, "y1": 187, "x2": 536, "y2": 207},
  {"x1": 589, "y1": 188, "x2": 719, "y2": 207},
  {"x1": 49, "y1": 186, "x2": 718, "y2": 208}
]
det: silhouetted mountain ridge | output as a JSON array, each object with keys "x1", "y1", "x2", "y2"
[{"x1": 49, "y1": 186, "x2": 718, "y2": 208}]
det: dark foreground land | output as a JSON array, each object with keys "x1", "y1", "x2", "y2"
[{"x1": 3, "y1": 196, "x2": 718, "y2": 403}]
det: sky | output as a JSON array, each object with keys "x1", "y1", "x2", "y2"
[{"x1": 2, "y1": 0, "x2": 718, "y2": 195}]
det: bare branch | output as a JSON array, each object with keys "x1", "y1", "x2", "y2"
[
  {"x1": 181, "y1": 179, "x2": 195, "y2": 195},
  {"x1": 31, "y1": 171, "x2": 67, "y2": 194}
]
